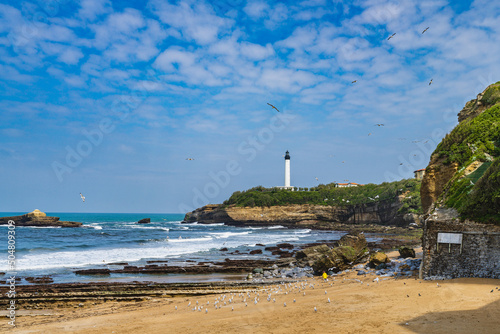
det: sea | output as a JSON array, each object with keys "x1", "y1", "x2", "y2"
[{"x1": 0, "y1": 212, "x2": 353, "y2": 284}]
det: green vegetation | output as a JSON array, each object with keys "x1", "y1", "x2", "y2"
[
  {"x1": 459, "y1": 158, "x2": 500, "y2": 224},
  {"x1": 434, "y1": 104, "x2": 500, "y2": 167},
  {"x1": 223, "y1": 178, "x2": 422, "y2": 214},
  {"x1": 432, "y1": 97, "x2": 500, "y2": 225},
  {"x1": 481, "y1": 83, "x2": 500, "y2": 106}
]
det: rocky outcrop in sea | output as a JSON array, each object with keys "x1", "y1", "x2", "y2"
[{"x1": 0, "y1": 210, "x2": 82, "y2": 227}]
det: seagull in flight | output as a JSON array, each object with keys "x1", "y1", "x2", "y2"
[
  {"x1": 315, "y1": 177, "x2": 319, "y2": 181},
  {"x1": 186, "y1": 158, "x2": 195, "y2": 160},
  {"x1": 429, "y1": 79, "x2": 433, "y2": 85},
  {"x1": 374, "y1": 124, "x2": 384, "y2": 126},
  {"x1": 80, "y1": 193, "x2": 85, "y2": 202},
  {"x1": 267, "y1": 103, "x2": 280, "y2": 112},
  {"x1": 351, "y1": 80, "x2": 357, "y2": 84},
  {"x1": 387, "y1": 33, "x2": 396, "y2": 40},
  {"x1": 422, "y1": 27, "x2": 429, "y2": 34}
]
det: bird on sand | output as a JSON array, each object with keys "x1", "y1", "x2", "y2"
[
  {"x1": 267, "y1": 103, "x2": 280, "y2": 112},
  {"x1": 314, "y1": 307, "x2": 317, "y2": 312},
  {"x1": 387, "y1": 33, "x2": 396, "y2": 40},
  {"x1": 80, "y1": 193, "x2": 85, "y2": 202},
  {"x1": 422, "y1": 27, "x2": 429, "y2": 34},
  {"x1": 429, "y1": 79, "x2": 433, "y2": 85}
]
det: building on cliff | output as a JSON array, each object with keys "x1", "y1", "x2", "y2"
[
  {"x1": 413, "y1": 168, "x2": 425, "y2": 180},
  {"x1": 277, "y1": 150, "x2": 294, "y2": 190},
  {"x1": 337, "y1": 182, "x2": 363, "y2": 188}
]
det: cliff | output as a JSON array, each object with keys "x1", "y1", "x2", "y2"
[
  {"x1": 0, "y1": 210, "x2": 82, "y2": 227},
  {"x1": 420, "y1": 81, "x2": 500, "y2": 223},
  {"x1": 419, "y1": 82, "x2": 500, "y2": 279},
  {"x1": 184, "y1": 199, "x2": 420, "y2": 230}
]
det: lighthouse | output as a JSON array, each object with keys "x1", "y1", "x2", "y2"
[{"x1": 284, "y1": 150, "x2": 291, "y2": 187}]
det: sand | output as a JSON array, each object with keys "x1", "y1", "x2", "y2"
[{"x1": 6, "y1": 250, "x2": 500, "y2": 334}]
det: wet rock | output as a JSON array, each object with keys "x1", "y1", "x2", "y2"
[
  {"x1": 249, "y1": 249, "x2": 263, "y2": 255},
  {"x1": 276, "y1": 243, "x2": 294, "y2": 249},
  {"x1": 338, "y1": 232, "x2": 367, "y2": 253},
  {"x1": 137, "y1": 218, "x2": 151, "y2": 224},
  {"x1": 398, "y1": 246, "x2": 416, "y2": 258},
  {"x1": 25, "y1": 276, "x2": 54, "y2": 284},
  {"x1": 74, "y1": 269, "x2": 111, "y2": 275},
  {"x1": 272, "y1": 250, "x2": 293, "y2": 258},
  {"x1": 220, "y1": 247, "x2": 228, "y2": 251}
]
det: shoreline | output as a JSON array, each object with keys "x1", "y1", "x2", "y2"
[
  {"x1": 1, "y1": 229, "x2": 422, "y2": 287},
  {"x1": 3, "y1": 249, "x2": 499, "y2": 333}
]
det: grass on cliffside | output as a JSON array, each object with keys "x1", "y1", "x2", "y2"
[
  {"x1": 459, "y1": 158, "x2": 500, "y2": 224},
  {"x1": 432, "y1": 101, "x2": 500, "y2": 225},
  {"x1": 223, "y1": 178, "x2": 422, "y2": 214},
  {"x1": 434, "y1": 104, "x2": 500, "y2": 168}
]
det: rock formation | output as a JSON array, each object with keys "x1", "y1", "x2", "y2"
[
  {"x1": 295, "y1": 233, "x2": 368, "y2": 273},
  {"x1": 184, "y1": 200, "x2": 419, "y2": 230},
  {"x1": 137, "y1": 218, "x2": 151, "y2": 224},
  {"x1": 0, "y1": 210, "x2": 82, "y2": 227}
]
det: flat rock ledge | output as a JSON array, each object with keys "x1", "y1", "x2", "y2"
[{"x1": 0, "y1": 210, "x2": 82, "y2": 227}]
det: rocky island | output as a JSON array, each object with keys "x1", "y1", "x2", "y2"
[{"x1": 0, "y1": 209, "x2": 82, "y2": 227}]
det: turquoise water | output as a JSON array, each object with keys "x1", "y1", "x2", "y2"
[{"x1": 0, "y1": 212, "x2": 347, "y2": 283}]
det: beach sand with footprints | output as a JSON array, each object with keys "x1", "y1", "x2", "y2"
[{"x1": 8, "y1": 251, "x2": 500, "y2": 334}]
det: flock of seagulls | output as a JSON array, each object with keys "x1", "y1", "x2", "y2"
[
  {"x1": 167, "y1": 275, "x2": 498, "y2": 321},
  {"x1": 353, "y1": 27, "x2": 432, "y2": 86},
  {"x1": 171, "y1": 279, "x2": 335, "y2": 315}
]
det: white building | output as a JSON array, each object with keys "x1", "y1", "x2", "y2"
[{"x1": 277, "y1": 150, "x2": 294, "y2": 190}]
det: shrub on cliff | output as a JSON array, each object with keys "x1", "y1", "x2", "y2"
[{"x1": 223, "y1": 178, "x2": 422, "y2": 214}]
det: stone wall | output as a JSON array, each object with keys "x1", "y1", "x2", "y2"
[{"x1": 421, "y1": 211, "x2": 500, "y2": 279}]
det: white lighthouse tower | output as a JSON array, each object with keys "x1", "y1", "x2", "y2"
[{"x1": 284, "y1": 150, "x2": 291, "y2": 187}]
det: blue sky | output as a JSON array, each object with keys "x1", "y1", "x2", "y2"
[{"x1": 1, "y1": 0, "x2": 499, "y2": 213}]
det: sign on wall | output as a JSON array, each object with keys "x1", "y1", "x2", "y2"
[{"x1": 437, "y1": 233, "x2": 463, "y2": 244}]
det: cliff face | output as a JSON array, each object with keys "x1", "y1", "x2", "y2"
[
  {"x1": 420, "y1": 82, "x2": 500, "y2": 219},
  {"x1": 184, "y1": 200, "x2": 419, "y2": 229},
  {"x1": 419, "y1": 82, "x2": 500, "y2": 279},
  {"x1": 420, "y1": 159, "x2": 459, "y2": 213}
]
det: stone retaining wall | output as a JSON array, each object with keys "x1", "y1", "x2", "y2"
[{"x1": 421, "y1": 217, "x2": 500, "y2": 279}]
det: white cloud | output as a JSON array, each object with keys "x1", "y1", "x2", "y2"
[
  {"x1": 78, "y1": 0, "x2": 112, "y2": 21},
  {"x1": 243, "y1": 0, "x2": 269, "y2": 19},
  {"x1": 257, "y1": 68, "x2": 322, "y2": 92},
  {"x1": 240, "y1": 42, "x2": 275, "y2": 60},
  {"x1": 149, "y1": 0, "x2": 233, "y2": 45},
  {"x1": 154, "y1": 48, "x2": 197, "y2": 72}
]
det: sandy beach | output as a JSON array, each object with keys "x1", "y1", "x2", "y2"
[{"x1": 7, "y1": 251, "x2": 500, "y2": 334}]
